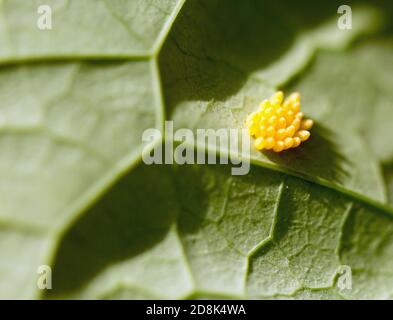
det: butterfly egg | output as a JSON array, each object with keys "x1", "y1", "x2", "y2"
[
  {"x1": 286, "y1": 125, "x2": 296, "y2": 137},
  {"x1": 292, "y1": 136, "x2": 302, "y2": 148},
  {"x1": 283, "y1": 99, "x2": 292, "y2": 110},
  {"x1": 266, "y1": 126, "x2": 275, "y2": 136},
  {"x1": 293, "y1": 118, "x2": 301, "y2": 132},
  {"x1": 288, "y1": 92, "x2": 300, "y2": 103},
  {"x1": 276, "y1": 107, "x2": 284, "y2": 117},
  {"x1": 264, "y1": 107, "x2": 274, "y2": 116},
  {"x1": 265, "y1": 137, "x2": 275, "y2": 149},
  {"x1": 296, "y1": 130, "x2": 310, "y2": 142},
  {"x1": 268, "y1": 115, "x2": 278, "y2": 126},
  {"x1": 296, "y1": 111, "x2": 304, "y2": 120},
  {"x1": 259, "y1": 125, "x2": 267, "y2": 137},
  {"x1": 246, "y1": 111, "x2": 258, "y2": 124},
  {"x1": 291, "y1": 101, "x2": 300, "y2": 113},
  {"x1": 259, "y1": 115, "x2": 268, "y2": 125},
  {"x1": 246, "y1": 91, "x2": 313, "y2": 152},
  {"x1": 254, "y1": 137, "x2": 266, "y2": 150},
  {"x1": 286, "y1": 110, "x2": 295, "y2": 123},
  {"x1": 259, "y1": 99, "x2": 271, "y2": 110},
  {"x1": 276, "y1": 129, "x2": 286, "y2": 140},
  {"x1": 273, "y1": 141, "x2": 285, "y2": 152},
  {"x1": 301, "y1": 119, "x2": 314, "y2": 130},
  {"x1": 270, "y1": 91, "x2": 284, "y2": 106},
  {"x1": 284, "y1": 137, "x2": 294, "y2": 149},
  {"x1": 277, "y1": 117, "x2": 286, "y2": 129},
  {"x1": 246, "y1": 112, "x2": 259, "y2": 135},
  {"x1": 248, "y1": 125, "x2": 257, "y2": 136}
]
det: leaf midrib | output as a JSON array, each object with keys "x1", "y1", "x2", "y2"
[
  {"x1": 170, "y1": 139, "x2": 393, "y2": 219},
  {"x1": 1, "y1": 0, "x2": 391, "y2": 298},
  {"x1": 1, "y1": 38, "x2": 391, "y2": 235}
]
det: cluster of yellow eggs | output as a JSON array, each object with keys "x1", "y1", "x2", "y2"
[{"x1": 246, "y1": 91, "x2": 313, "y2": 152}]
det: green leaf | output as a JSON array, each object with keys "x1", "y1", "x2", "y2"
[
  {"x1": 0, "y1": 60, "x2": 164, "y2": 298},
  {"x1": 0, "y1": 61, "x2": 163, "y2": 227},
  {"x1": 288, "y1": 39, "x2": 393, "y2": 161},
  {"x1": 160, "y1": 0, "x2": 386, "y2": 202},
  {"x1": 0, "y1": 0, "x2": 184, "y2": 60},
  {"x1": 1, "y1": 0, "x2": 393, "y2": 300},
  {"x1": 47, "y1": 162, "x2": 393, "y2": 299},
  {"x1": 0, "y1": 0, "x2": 184, "y2": 298}
]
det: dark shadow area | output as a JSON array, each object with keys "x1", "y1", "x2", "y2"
[
  {"x1": 158, "y1": 0, "x2": 392, "y2": 191},
  {"x1": 172, "y1": 161, "x2": 213, "y2": 234},
  {"x1": 374, "y1": 0, "x2": 393, "y2": 33},
  {"x1": 172, "y1": 155, "x2": 238, "y2": 234},
  {"x1": 47, "y1": 153, "x2": 216, "y2": 297},
  {"x1": 262, "y1": 123, "x2": 350, "y2": 184},
  {"x1": 159, "y1": 0, "x2": 367, "y2": 114},
  {"x1": 382, "y1": 161, "x2": 393, "y2": 205},
  {"x1": 45, "y1": 0, "x2": 393, "y2": 297},
  {"x1": 47, "y1": 164, "x2": 179, "y2": 297}
]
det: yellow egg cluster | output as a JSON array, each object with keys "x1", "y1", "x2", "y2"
[{"x1": 246, "y1": 91, "x2": 313, "y2": 152}]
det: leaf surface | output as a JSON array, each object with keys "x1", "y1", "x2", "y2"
[
  {"x1": 0, "y1": 0, "x2": 184, "y2": 59},
  {"x1": 160, "y1": 0, "x2": 386, "y2": 202},
  {"x1": 0, "y1": 0, "x2": 393, "y2": 300}
]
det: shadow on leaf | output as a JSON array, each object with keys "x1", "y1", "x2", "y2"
[
  {"x1": 47, "y1": 164, "x2": 178, "y2": 297},
  {"x1": 47, "y1": 160, "x2": 216, "y2": 298},
  {"x1": 262, "y1": 123, "x2": 350, "y2": 185},
  {"x1": 160, "y1": 0, "x2": 357, "y2": 113}
]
